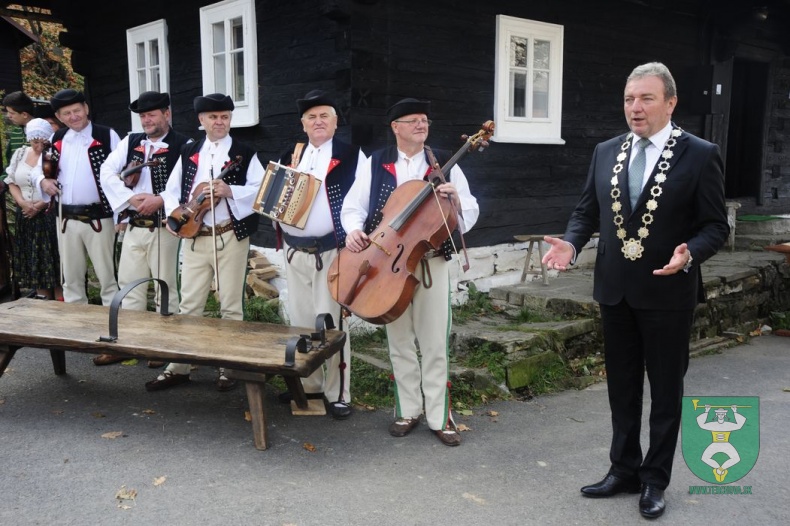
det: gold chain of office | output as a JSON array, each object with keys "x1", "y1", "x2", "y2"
[{"x1": 610, "y1": 127, "x2": 683, "y2": 261}]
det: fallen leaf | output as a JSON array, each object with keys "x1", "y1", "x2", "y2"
[
  {"x1": 303, "y1": 442, "x2": 316, "y2": 452},
  {"x1": 153, "y1": 476, "x2": 166, "y2": 487},
  {"x1": 457, "y1": 409, "x2": 473, "y2": 416},
  {"x1": 537, "y1": 461, "x2": 547, "y2": 467},
  {"x1": 486, "y1": 410, "x2": 499, "y2": 417},
  {"x1": 0, "y1": 399, "x2": 5, "y2": 405},
  {"x1": 92, "y1": 412, "x2": 106, "y2": 418},
  {"x1": 118, "y1": 504, "x2": 132, "y2": 510},
  {"x1": 115, "y1": 485, "x2": 137, "y2": 501},
  {"x1": 783, "y1": 387, "x2": 790, "y2": 392},
  {"x1": 52, "y1": 409, "x2": 64, "y2": 415},
  {"x1": 457, "y1": 423, "x2": 472, "y2": 432},
  {"x1": 121, "y1": 359, "x2": 139, "y2": 366},
  {"x1": 142, "y1": 409, "x2": 156, "y2": 415},
  {"x1": 101, "y1": 431, "x2": 124, "y2": 439},
  {"x1": 462, "y1": 492, "x2": 487, "y2": 505},
  {"x1": 244, "y1": 411, "x2": 252, "y2": 422}
]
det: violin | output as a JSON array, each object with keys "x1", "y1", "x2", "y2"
[
  {"x1": 120, "y1": 159, "x2": 162, "y2": 189},
  {"x1": 166, "y1": 155, "x2": 243, "y2": 238},
  {"x1": 327, "y1": 121, "x2": 494, "y2": 324},
  {"x1": 41, "y1": 140, "x2": 55, "y2": 180}
]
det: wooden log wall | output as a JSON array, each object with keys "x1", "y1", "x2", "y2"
[{"x1": 41, "y1": 0, "x2": 790, "y2": 249}]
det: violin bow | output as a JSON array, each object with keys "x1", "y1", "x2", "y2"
[{"x1": 425, "y1": 146, "x2": 470, "y2": 272}]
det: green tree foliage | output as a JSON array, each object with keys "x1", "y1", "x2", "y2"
[{"x1": 13, "y1": 5, "x2": 84, "y2": 98}]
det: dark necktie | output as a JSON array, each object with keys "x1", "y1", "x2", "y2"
[{"x1": 629, "y1": 138, "x2": 651, "y2": 209}]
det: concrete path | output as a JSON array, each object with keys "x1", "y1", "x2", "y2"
[{"x1": 1, "y1": 334, "x2": 788, "y2": 525}]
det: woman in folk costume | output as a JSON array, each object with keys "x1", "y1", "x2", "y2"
[{"x1": 4, "y1": 117, "x2": 62, "y2": 300}]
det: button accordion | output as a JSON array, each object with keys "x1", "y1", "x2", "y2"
[{"x1": 252, "y1": 162, "x2": 322, "y2": 229}]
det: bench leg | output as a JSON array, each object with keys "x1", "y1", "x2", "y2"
[
  {"x1": 0, "y1": 345, "x2": 19, "y2": 378},
  {"x1": 245, "y1": 381, "x2": 268, "y2": 451},
  {"x1": 283, "y1": 375, "x2": 309, "y2": 409},
  {"x1": 50, "y1": 350, "x2": 66, "y2": 375},
  {"x1": 521, "y1": 240, "x2": 536, "y2": 283},
  {"x1": 538, "y1": 241, "x2": 549, "y2": 285}
]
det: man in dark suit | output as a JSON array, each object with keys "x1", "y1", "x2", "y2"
[{"x1": 542, "y1": 62, "x2": 729, "y2": 519}]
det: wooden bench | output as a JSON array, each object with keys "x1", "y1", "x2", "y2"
[
  {"x1": 514, "y1": 233, "x2": 599, "y2": 285},
  {"x1": 0, "y1": 296, "x2": 346, "y2": 451}
]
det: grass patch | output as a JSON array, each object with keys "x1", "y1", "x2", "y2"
[
  {"x1": 770, "y1": 311, "x2": 790, "y2": 330},
  {"x1": 456, "y1": 341, "x2": 507, "y2": 384},
  {"x1": 452, "y1": 282, "x2": 502, "y2": 324}
]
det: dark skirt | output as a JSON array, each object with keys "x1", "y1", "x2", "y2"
[{"x1": 13, "y1": 207, "x2": 61, "y2": 290}]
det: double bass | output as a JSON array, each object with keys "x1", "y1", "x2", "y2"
[{"x1": 327, "y1": 121, "x2": 494, "y2": 324}]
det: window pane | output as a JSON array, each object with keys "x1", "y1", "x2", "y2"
[
  {"x1": 151, "y1": 67, "x2": 161, "y2": 92},
  {"x1": 136, "y1": 42, "x2": 146, "y2": 68},
  {"x1": 214, "y1": 55, "x2": 226, "y2": 94},
  {"x1": 534, "y1": 40, "x2": 550, "y2": 70},
  {"x1": 149, "y1": 39, "x2": 159, "y2": 67},
  {"x1": 137, "y1": 70, "x2": 146, "y2": 94},
  {"x1": 533, "y1": 71, "x2": 549, "y2": 118},
  {"x1": 230, "y1": 17, "x2": 243, "y2": 51},
  {"x1": 212, "y1": 22, "x2": 225, "y2": 53},
  {"x1": 232, "y1": 51, "x2": 245, "y2": 102},
  {"x1": 510, "y1": 36, "x2": 527, "y2": 68},
  {"x1": 509, "y1": 71, "x2": 526, "y2": 117}
]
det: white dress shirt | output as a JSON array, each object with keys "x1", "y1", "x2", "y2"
[{"x1": 341, "y1": 148, "x2": 479, "y2": 235}]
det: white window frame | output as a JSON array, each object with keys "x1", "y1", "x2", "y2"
[
  {"x1": 126, "y1": 20, "x2": 170, "y2": 133},
  {"x1": 199, "y1": 0, "x2": 259, "y2": 127},
  {"x1": 493, "y1": 15, "x2": 565, "y2": 144}
]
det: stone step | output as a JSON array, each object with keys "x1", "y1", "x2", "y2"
[
  {"x1": 734, "y1": 234, "x2": 790, "y2": 251},
  {"x1": 735, "y1": 216, "x2": 790, "y2": 236}
]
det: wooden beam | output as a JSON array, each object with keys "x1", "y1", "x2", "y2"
[{"x1": 0, "y1": 7, "x2": 60, "y2": 24}]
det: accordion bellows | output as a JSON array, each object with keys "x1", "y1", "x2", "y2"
[{"x1": 253, "y1": 161, "x2": 322, "y2": 229}]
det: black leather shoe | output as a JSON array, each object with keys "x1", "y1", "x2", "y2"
[
  {"x1": 639, "y1": 484, "x2": 665, "y2": 519},
  {"x1": 328, "y1": 401, "x2": 352, "y2": 419},
  {"x1": 580, "y1": 473, "x2": 642, "y2": 498}
]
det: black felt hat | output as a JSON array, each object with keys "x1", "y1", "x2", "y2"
[
  {"x1": 50, "y1": 89, "x2": 86, "y2": 111},
  {"x1": 296, "y1": 89, "x2": 337, "y2": 116},
  {"x1": 193, "y1": 93, "x2": 235, "y2": 113},
  {"x1": 130, "y1": 91, "x2": 171, "y2": 113},
  {"x1": 386, "y1": 98, "x2": 431, "y2": 123}
]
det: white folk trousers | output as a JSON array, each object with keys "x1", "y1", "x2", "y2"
[
  {"x1": 58, "y1": 217, "x2": 118, "y2": 305},
  {"x1": 386, "y1": 256, "x2": 453, "y2": 431},
  {"x1": 284, "y1": 245, "x2": 351, "y2": 403}
]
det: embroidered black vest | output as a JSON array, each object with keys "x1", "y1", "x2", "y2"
[
  {"x1": 179, "y1": 138, "x2": 258, "y2": 241},
  {"x1": 279, "y1": 138, "x2": 361, "y2": 249},
  {"x1": 125, "y1": 129, "x2": 192, "y2": 195},
  {"x1": 50, "y1": 123, "x2": 115, "y2": 216},
  {"x1": 367, "y1": 145, "x2": 454, "y2": 260}
]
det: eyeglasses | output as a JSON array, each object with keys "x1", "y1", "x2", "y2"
[{"x1": 394, "y1": 118, "x2": 432, "y2": 126}]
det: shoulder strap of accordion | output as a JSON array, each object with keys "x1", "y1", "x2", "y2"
[{"x1": 290, "y1": 142, "x2": 306, "y2": 168}]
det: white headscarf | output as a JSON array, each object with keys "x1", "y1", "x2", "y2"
[{"x1": 25, "y1": 118, "x2": 53, "y2": 141}]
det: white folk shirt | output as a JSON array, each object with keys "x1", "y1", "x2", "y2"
[
  {"x1": 100, "y1": 134, "x2": 172, "y2": 222},
  {"x1": 161, "y1": 134, "x2": 264, "y2": 226},
  {"x1": 279, "y1": 138, "x2": 335, "y2": 239},
  {"x1": 56, "y1": 122, "x2": 121, "y2": 205},
  {"x1": 341, "y1": 148, "x2": 479, "y2": 236}
]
